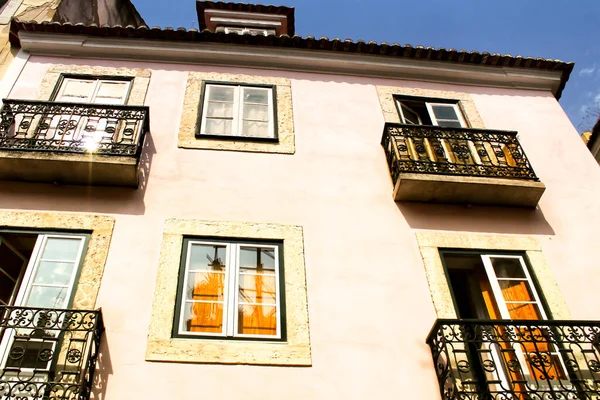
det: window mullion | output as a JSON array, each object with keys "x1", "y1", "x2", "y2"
[{"x1": 225, "y1": 243, "x2": 239, "y2": 336}]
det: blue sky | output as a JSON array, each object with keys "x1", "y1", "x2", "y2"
[{"x1": 132, "y1": 0, "x2": 600, "y2": 133}]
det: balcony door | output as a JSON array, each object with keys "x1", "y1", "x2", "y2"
[
  {"x1": 444, "y1": 252, "x2": 567, "y2": 397},
  {"x1": 46, "y1": 77, "x2": 131, "y2": 152},
  {"x1": 0, "y1": 233, "x2": 86, "y2": 374}
]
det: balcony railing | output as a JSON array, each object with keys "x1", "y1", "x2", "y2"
[
  {"x1": 0, "y1": 306, "x2": 103, "y2": 400},
  {"x1": 381, "y1": 123, "x2": 539, "y2": 183},
  {"x1": 427, "y1": 319, "x2": 600, "y2": 400},
  {"x1": 0, "y1": 99, "x2": 149, "y2": 157}
]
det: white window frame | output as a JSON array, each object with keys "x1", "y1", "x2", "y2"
[
  {"x1": 479, "y1": 254, "x2": 570, "y2": 391},
  {"x1": 199, "y1": 83, "x2": 275, "y2": 139},
  {"x1": 177, "y1": 240, "x2": 282, "y2": 339},
  {"x1": 426, "y1": 102, "x2": 467, "y2": 128}
]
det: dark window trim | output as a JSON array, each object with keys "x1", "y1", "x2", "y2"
[
  {"x1": 195, "y1": 81, "x2": 279, "y2": 142},
  {"x1": 438, "y1": 248, "x2": 553, "y2": 320},
  {"x1": 0, "y1": 229, "x2": 91, "y2": 309},
  {"x1": 49, "y1": 74, "x2": 135, "y2": 104},
  {"x1": 172, "y1": 236, "x2": 287, "y2": 342}
]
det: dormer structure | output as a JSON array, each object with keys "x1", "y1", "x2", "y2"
[{"x1": 196, "y1": 0, "x2": 295, "y2": 36}]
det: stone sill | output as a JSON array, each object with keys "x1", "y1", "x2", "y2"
[
  {"x1": 393, "y1": 173, "x2": 546, "y2": 208},
  {"x1": 0, "y1": 150, "x2": 140, "y2": 187}
]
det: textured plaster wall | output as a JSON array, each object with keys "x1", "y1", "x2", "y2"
[{"x1": 3, "y1": 55, "x2": 600, "y2": 400}]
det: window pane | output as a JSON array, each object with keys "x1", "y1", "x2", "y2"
[
  {"x1": 400, "y1": 104, "x2": 420, "y2": 125},
  {"x1": 237, "y1": 304, "x2": 277, "y2": 336},
  {"x1": 243, "y1": 88, "x2": 269, "y2": 104},
  {"x1": 431, "y1": 104, "x2": 459, "y2": 120},
  {"x1": 436, "y1": 120, "x2": 463, "y2": 128},
  {"x1": 238, "y1": 274, "x2": 276, "y2": 304},
  {"x1": 243, "y1": 104, "x2": 269, "y2": 121},
  {"x1": 183, "y1": 302, "x2": 223, "y2": 333},
  {"x1": 241, "y1": 121, "x2": 269, "y2": 137},
  {"x1": 205, "y1": 118, "x2": 233, "y2": 135},
  {"x1": 206, "y1": 101, "x2": 234, "y2": 118},
  {"x1": 26, "y1": 286, "x2": 68, "y2": 308},
  {"x1": 41, "y1": 238, "x2": 81, "y2": 261},
  {"x1": 33, "y1": 261, "x2": 75, "y2": 286},
  {"x1": 491, "y1": 258, "x2": 526, "y2": 278},
  {"x1": 208, "y1": 86, "x2": 234, "y2": 102},
  {"x1": 94, "y1": 81, "x2": 128, "y2": 104},
  {"x1": 506, "y1": 302, "x2": 542, "y2": 320},
  {"x1": 498, "y1": 280, "x2": 535, "y2": 302},
  {"x1": 189, "y1": 244, "x2": 227, "y2": 271},
  {"x1": 58, "y1": 80, "x2": 95, "y2": 102},
  {"x1": 239, "y1": 247, "x2": 276, "y2": 273},
  {"x1": 0, "y1": 243, "x2": 24, "y2": 278},
  {"x1": 187, "y1": 272, "x2": 225, "y2": 301}
]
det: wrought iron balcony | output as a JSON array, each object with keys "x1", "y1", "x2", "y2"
[
  {"x1": 427, "y1": 319, "x2": 600, "y2": 400},
  {"x1": 0, "y1": 306, "x2": 103, "y2": 400},
  {"x1": 0, "y1": 99, "x2": 150, "y2": 186},
  {"x1": 381, "y1": 123, "x2": 545, "y2": 207}
]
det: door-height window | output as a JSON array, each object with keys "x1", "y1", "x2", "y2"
[
  {"x1": 396, "y1": 97, "x2": 467, "y2": 128},
  {"x1": 442, "y1": 251, "x2": 568, "y2": 390},
  {"x1": 0, "y1": 232, "x2": 87, "y2": 372},
  {"x1": 175, "y1": 238, "x2": 283, "y2": 339},
  {"x1": 199, "y1": 83, "x2": 275, "y2": 139}
]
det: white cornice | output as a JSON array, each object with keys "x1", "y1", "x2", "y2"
[{"x1": 17, "y1": 32, "x2": 563, "y2": 95}]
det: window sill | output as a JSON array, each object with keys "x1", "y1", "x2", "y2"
[{"x1": 194, "y1": 133, "x2": 279, "y2": 143}]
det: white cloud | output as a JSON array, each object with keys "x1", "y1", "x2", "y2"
[{"x1": 579, "y1": 65, "x2": 596, "y2": 77}]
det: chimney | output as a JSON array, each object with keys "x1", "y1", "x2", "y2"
[{"x1": 196, "y1": 1, "x2": 295, "y2": 36}]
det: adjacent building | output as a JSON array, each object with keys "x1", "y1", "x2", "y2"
[
  {"x1": 0, "y1": 0, "x2": 144, "y2": 79},
  {"x1": 0, "y1": 1, "x2": 599, "y2": 399}
]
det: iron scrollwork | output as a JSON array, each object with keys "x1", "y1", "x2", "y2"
[
  {"x1": 381, "y1": 123, "x2": 539, "y2": 183},
  {"x1": 426, "y1": 319, "x2": 600, "y2": 399},
  {"x1": 0, "y1": 306, "x2": 104, "y2": 400},
  {"x1": 0, "y1": 99, "x2": 149, "y2": 158}
]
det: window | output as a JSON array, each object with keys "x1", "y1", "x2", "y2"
[
  {"x1": 53, "y1": 76, "x2": 131, "y2": 105},
  {"x1": 441, "y1": 251, "x2": 567, "y2": 389},
  {"x1": 198, "y1": 83, "x2": 276, "y2": 139},
  {"x1": 40, "y1": 75, "x2": 134, "y2": 152},
  {"x1": 395, "y1": 97, "x2": 467, "y2": 128},
  {"x1": 216, "y1": 26, "x2": 276, "y2": 36},
  {"x1": 0, "y1": 232, "x2": 87, "y2": 371},
  {"x1": 174, "y1": 238, "x2": 284, "y2": 340}
]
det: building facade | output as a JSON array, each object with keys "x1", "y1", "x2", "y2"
[{"x1": 0, "y1": 1, "x2": 599, "y2": 399}]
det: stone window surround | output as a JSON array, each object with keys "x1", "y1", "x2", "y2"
[
  {"x1": 415, "y1": 230, "x2": 570, "y2": 320},
  {"x1": 178, "y1": 71, "x2": 295, "y2": 154},
  {"x1": 376, "y1": 85, "x2": 486, "y2": 129},
  {"x1": 37, "y1": 64, "x2": 151, "y2": 105},
  {"x1": 146, "y1": 218, "x2": 311, "y2": 366},
  {"x1": 0, "y1": 210, "x2": 115, "y2": 310}
]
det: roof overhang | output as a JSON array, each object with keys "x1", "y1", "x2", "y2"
[{"x1": 9, "y1": 21, "x2": 573, "y2": 99}]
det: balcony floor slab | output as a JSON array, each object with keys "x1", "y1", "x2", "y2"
[
  {"x1": 393, "y1": 173, "x2": 546, "y2": 207},
  {"x1": 0, "y1": 150, "x2": 139, "y2": 187}
]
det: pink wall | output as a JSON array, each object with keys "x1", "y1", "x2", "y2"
[{"x1": 2, "y1": 55, "x2": 600, "y2": 399}]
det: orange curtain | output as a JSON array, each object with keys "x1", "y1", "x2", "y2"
[
  {"x1": 237, "y1": 273, "x2": 277, "y2": 336},
  {"x1": 187, "y1": 273, "x2": 224, "y2": 333}
]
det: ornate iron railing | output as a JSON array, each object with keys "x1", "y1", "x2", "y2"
[
  {"x1": 381, "y1": 123, "x2": 538, "y2": 182},
  {"x1": 427, "y1": 319, "x2": 600, "y2": 400},
  {"x1": 0, "y1": 99, "x2": 149, "y2": 157},
  {"x1": 0, "y1": 306, "x2": 103, "y2": 400}
]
